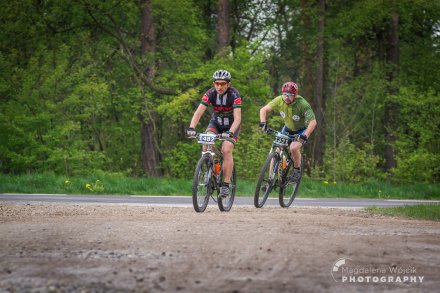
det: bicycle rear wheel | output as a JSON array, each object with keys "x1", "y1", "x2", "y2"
[
  {"x1": 218, "y1": 166, "x2": 236, "y2": 212},
  {"x1": 254, "y1": 152, "x2": 280, "y2": 208},
  {"x1": 192, "y1": 155, "x2": 213, "y2": 212},
  {"x1": 279, "y1": 156, "x2": 303, "y2": 208}
]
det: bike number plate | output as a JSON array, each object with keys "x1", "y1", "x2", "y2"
[
  {"x1": 198, "y1": 133, "x2": 216, "y2": 144},
  {"x1": 274, "y1": 133, "x2": 289, "y2": 146}
]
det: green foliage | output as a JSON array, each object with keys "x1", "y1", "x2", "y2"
[
  {"x1": 234, "y1": 127, "x2": 273, "y2": 180},
  {"x1": 323, "y1": 139, "x2": 382, "y2": 183},
  {"x1": 324, "y1": 0, "x2": 439, "y2": 183},
  {"x1": 86, "y1": 180, "x2": 105, "y2": 193},
  {"x1": 157, "y1": 46, "x2": 271, "y2": 178},
  {"x1": 160, "y1": 142, "x2": 200, "y2": 178},
  {"x1": 325, "y1": 63, "x2": 388, "y2": 144},
  {"x1": 157, "y1": 89, "x2": 200, "y2": 124},
  {"x1": 391, "y1": 88, "x2": 440, "y2": 182},
  {"x1": 329, "y1": 0, "x2": 391, "y2": 41},
  {"x1": 393, "y1": 151, "x2": 440, "y2": 183},
  {"x1": 0, "y1": 0, "x2": 438, "y2": 185}
]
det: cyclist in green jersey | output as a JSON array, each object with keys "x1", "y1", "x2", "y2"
[{"x1": 259, "y1": 82, "x2": 317, "y2": 182}]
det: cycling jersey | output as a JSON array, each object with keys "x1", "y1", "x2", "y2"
[
  {"x1": 201, "y1": 87, "x2": 242, "y2": 128},
  {"x1": 267, "y1": 95, "x2": 315, "y2": 131}
]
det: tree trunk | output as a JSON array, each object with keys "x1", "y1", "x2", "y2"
[
  {"x1": 300, "y1": 0, "x2": 314, "y2": 100},
  {"x1": 217, "y1": 0, "x2": 229, "y2": 53},
  {"x1": 140, "y1": 0, "x2": 155, "y2": 55},
  {"x1": 299, "y1": 0, "x2": 315, "y2": 172},
  {"x1": 313, "y1": 0, "x2": 326, "y2": 167},
  {"x1": 384, "y1": 13, "x2": 399, "y2": 172},
  {"x1": 140, "y1": 107, "x2": 160, "y2": 175},
  {"x1": 139, "y1": 0, "x2": 161, "y2": 176}
]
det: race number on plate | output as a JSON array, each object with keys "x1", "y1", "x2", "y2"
[
  {"x1": 198, "y1": 133, "x2": 216, "y2": 144},
  {"x1": 274, "y1": 133, "x2": 289, "y2": 146}
]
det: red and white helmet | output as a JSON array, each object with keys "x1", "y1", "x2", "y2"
[{"x1": 281, "y1": 82, "x2": 298, "y2": 95}]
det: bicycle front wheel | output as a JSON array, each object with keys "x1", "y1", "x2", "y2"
[
  {"x1": 192, "y1": 155, "x2": 213, "y2": 212},
  {"x1": 279, "y1": 156, "x2": 303, "y2": 208},
  {"x1": 254, "y1": 152, "x2": 280, "y2": 208},
  {"x1": 218, "y1": 166, "x2": 236, "y2": 212}
]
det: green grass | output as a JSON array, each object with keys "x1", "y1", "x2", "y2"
[
  {"x1": 298, "y1": 179, "x2": 440, "y2": 199},
  {"x1": 0, "y1": 173, "x2": 194, "y2": 196},
  {"x1": 366, "y1": 204, "x2": 440, "y2": 221},
  {"x1": 0, "y1": 173, "x2": 439, "y2": 199}
]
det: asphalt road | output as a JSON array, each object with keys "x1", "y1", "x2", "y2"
[{"x1": 1, "y1": 193, "x2": 439, "y2": 209}]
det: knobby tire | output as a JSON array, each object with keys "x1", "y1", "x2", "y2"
[
  {"x1": 192, "y1": 155, "x2": 212, "y2": 212},
  {"x1": 254, "y1": 152, "x2": 280, "y2": 208},
  {"x1": 279, "y1": 156, "x2": 303, "y2": 208}
]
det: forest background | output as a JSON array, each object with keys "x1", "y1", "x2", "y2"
[{"x1": 1, "y1": 0, "x2": 439, "y2": 185}]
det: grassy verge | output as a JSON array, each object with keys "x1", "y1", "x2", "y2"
[
  {"x1": 0, "y1": 173, "x2": 439, "y2": 199},
  {"x1": 365, "y1": 204, "x2": 440, "y2": 221},
  {"x1": 298, "y1": 179, "x2": 440, "y2": 199},
  {"x1": 0, "y1": 173, "x2": 193, "y2": 196}
]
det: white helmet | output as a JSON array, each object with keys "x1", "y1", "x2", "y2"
[{"x1": 212, "y1": 69, "x2": 231, "y2": 81}]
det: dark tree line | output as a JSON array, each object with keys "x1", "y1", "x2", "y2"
[{"x1": 1, "y1": 0, "x2": 439, "y2": 183}]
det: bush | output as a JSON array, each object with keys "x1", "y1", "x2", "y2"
[
  {"x1": 160, "y1": 142, "x2": 200, "y2": 178},
  {"x1": 391, "y1": 87, "x2": 440, "y2": 183},
  {"x1": 323, "y1": 139, "x2": 382, "y2": 182},
  {"x1": 393, "y1": 151, "x2": 440, "y2": 183}
]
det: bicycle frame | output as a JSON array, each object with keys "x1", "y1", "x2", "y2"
[
  {"x1": 254, "y1": 128, "x2": 300, "y2": 208},
  {"x1": 267, "y1": 128, "x2": 297, "y2": 178},
  {"x1": 190, "y1": 132, "x2": 236, "y2": 212},
  {"x1": 198, "y1": 133, "x2": 223, "y2": 195}
]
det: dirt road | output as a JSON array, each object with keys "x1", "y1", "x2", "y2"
[{"x1": 1, "y1": 203, "x2": 439, "y2": 292}]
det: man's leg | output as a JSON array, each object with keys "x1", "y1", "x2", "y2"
[
  {"x1": 221, "y1": 140, "x2": 234, "y2": 184},
  {"x1": 288, "y1": 141, "x2": 302, "y2": 182},
  {"x1": 218, "y1": 141, "x2": 234, "y2": 197},
  {"x1": 289, "y1": 141, "x2": 302, "y2": 168},
  {"x1": 204, "y1": 123, "x2": 218, "y2": 152}
]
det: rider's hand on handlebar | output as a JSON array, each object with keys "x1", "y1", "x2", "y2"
[
  {"x1": 259, "y1": 122, "x2": 268, "y2": 131},
  {"x1": 221, "y1": 131, "x2": 234, "y2": 139},
  {"x1": 296, "y1": 134, "x2": 308, "y2": 145},
  {"x1": 186, "y1": 127, "x2": 196, "y2": 138}
]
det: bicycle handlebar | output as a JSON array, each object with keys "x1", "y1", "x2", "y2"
[{"x1": 265, "y1": 128, "x2": 299, "y2": 139}]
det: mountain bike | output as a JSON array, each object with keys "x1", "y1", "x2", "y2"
[
  {"x1": 254, "y1": 128, "x2": 303, "y2": 208},
  {"x1": 190, "y1": 132, "x2": 236, "y2": 212}
]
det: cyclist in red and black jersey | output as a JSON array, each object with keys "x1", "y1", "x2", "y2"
[{"x1": 187, "y1": 69, "x2": 242, "y2": 198}]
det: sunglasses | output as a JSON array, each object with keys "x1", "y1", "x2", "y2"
[
  {"x1": 283, "y1": 93, "x2": 293, "y2": 97},
  {"x1": 214, "y1": 81, "x2": 228, "y2": 86}
]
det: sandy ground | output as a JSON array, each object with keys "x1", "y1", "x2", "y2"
[{"x1": 0, "y1": 203, "x2": 439, "y2": 293}]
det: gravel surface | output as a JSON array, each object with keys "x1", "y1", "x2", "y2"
[{"x1": 1, "y1": 203, "x2": 439, "y2": 292}]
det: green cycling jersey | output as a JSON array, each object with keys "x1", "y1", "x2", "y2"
[{"x1": 267, "y1": 95, "x2": 315, "y2": 131}]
